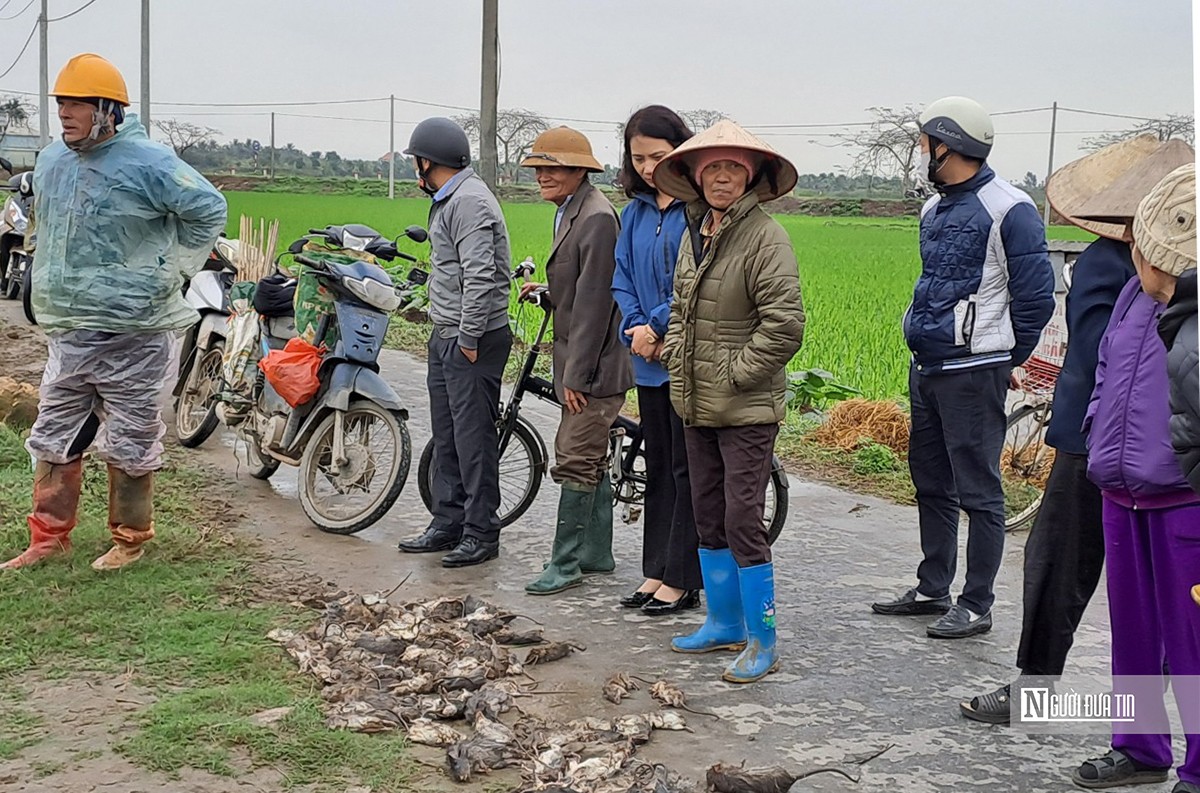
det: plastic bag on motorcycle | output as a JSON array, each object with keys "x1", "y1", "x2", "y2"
[
  {"x1": 219, "y1": 280, "x2": 261, "y2": 421},
  {"x1": 259, "y1": 337, "x2": 324, "y2": 408},
  {"x1": 292, "y1": 260, "x2": 339, "y2": 348}
]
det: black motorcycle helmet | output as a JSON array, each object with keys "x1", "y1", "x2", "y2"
[{"x1": 404, "y1": 117, "x2": 471, "y2": 169}]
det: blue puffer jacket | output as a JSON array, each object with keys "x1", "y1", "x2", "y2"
[
  {"x1": 904, "y1": 165, "x2": 1055, "y2": 376},
  {"x1": 611, "y1": 192, "x2": 687, "y2": 387}
]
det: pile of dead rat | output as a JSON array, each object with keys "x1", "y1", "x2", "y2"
[{"x1": 268, "y1": 590, "x2": 701, "y2": 792}]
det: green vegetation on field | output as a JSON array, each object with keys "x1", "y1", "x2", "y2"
[
  {"x1": 225, "y1": 191, "x2": 1092, "y2": 400},
  {"x1": 0, "y1": 423, "x2": 413, "y2": 789}
]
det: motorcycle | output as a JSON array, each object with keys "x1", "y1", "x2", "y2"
[
  {"x1": 0, "y1": 170, "x2": 35, "y2": 324},
  {"x1": 173, "y1": 235, "x2": 240, "y2": 448},
  {"x1": 219, "y1": 222, "x2": 427, "y2": 535}
]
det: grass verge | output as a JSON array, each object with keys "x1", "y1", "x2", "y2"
[{"x1": 0, "y1": 422, "x2": 415, "y2": 790}]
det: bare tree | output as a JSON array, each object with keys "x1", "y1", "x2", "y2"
[
  {"x1": 678, "y1": 109, "x2": 727, "y2": 132},
  {"x1": 455, "y1": 108, "x2": 550, "y2": 184},
  {"x1": 153, "y1": 119, "x2": 219, "y2": 158},
  {"x1": 836, "y1": 105, "x2": 924, "y2": 192},
  {"x1": 1084, "y1": 114, "x2": 1195, "y2": 150}
]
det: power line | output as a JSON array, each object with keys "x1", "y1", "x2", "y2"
[
  {"x1": 0, "y1": 0, "x2": 34, "y2": 20},
  {"x1": 0, "y1": 20, "x2": 37, "y2": 81},
  {"x1": 48, "y1": 0, "x2": 101, "y2": 22},
  {"x1": 0, "y1": 0, "x2": 16, "y2": 13},
  {"x1": 1058, "y1": 106, "x2": 1163, "y2": 123}
]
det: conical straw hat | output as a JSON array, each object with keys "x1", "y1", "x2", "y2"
[
  {"x1": 652, "y1": 119, "x2": 798, "y2": 203},
  {"x1": 1046, "y1": 136, "x2": 1194, "y2": 240}
]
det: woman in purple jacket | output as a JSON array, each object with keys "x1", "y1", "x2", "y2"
[{"x1": 1073, "y1": 164, "x2": 1199, "y2": 793}]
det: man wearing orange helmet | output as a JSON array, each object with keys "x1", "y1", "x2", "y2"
[{"x1": 1, "y1": 53, "x2": 226, "y2": 572}]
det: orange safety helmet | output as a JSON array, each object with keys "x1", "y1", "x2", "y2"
[{"x1": 51, "y1": 53, "x2": 130, "y2": 106}]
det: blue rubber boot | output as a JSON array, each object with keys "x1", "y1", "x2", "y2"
[
  {"x1": 671, "y1": 548, "x2": 747, "y2": 653},
  {"x1": 723, "y1": 562, "x2": 779, "y2": 683}
]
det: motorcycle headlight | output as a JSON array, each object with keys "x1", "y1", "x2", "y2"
[
  {"x1": 344, "y1": 276, "x2": 401, "y2": 312},
  {"x1": 3, "y1": 202, "x2": 18, "y2": 230},
  {"x1": 341, "y1": 232, "x2": 370, "y2": 252}
]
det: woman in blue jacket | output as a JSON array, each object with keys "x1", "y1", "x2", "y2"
[{"x1": 611, "y1": 106, "x2": 699, "y2": 614}]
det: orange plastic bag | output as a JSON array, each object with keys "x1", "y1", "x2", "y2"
[{"x1": 259, "y1": 338, "x2": 324, "y2": 408}]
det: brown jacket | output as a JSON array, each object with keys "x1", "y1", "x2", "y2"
[
  {"x1": 546, "y1": 180, "x2": 634, "y2": 400},
  {"x1": 662, "y1": 192, "x2": 805, "y2": 427}
]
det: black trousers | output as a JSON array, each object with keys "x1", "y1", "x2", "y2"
[
  {"x1": 684, "y1": 423, "x2": 778, "y2": 568},
  {"x1": 638, "y1": 384, "x2": 702, "y2": 590},
  {"x1": 909, "y1": 364, "x2": 1008, "y2": 614},
  {"x1": 427, "y1": 326, "x2": 512, "y2": 543},
  {"x1": 1016, "y1": 451, "x2": 1105, "y2": 676}
]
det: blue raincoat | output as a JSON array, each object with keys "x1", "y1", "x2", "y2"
[{"x1": 31, "y1": 115, "x2": 227, "y2": 333}]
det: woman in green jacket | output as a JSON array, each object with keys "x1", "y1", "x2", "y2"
[{"x1": 655, "y1": 120, "x2": 805, "y2": 684}]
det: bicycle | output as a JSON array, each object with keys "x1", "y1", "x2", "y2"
[
  {"x1": 1002, "y1": 355, "x2": 1059, "y2": 532},
  {"x1": 416, "y1": 260, "x2": 790, "y2": 543}
]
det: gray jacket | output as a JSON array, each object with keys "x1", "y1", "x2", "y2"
[{"x1": 427, "y1": 168, "x2": 511, "y2": 348}]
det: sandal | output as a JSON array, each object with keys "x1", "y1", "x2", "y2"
[
  {"x1": 959, "y1": 683, "x2": 1011, "y2": 724},
  {"x1": 1071, "y1": 749, "x2": 1169, "y2": 789}
]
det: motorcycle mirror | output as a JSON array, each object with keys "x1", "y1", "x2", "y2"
[
  {"x1": 286, "y1": 238, "x2": 307, "y2": 255},
  {"x1": 403, "y1": 225, "x2": 429, "y2": 243},
  {"x1": 0, "y1": 158, "x2": 11, "y2": 175}
]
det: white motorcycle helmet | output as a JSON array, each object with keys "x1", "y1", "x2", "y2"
[{"x1": 919, "y1": 96, "x2": 995, "y2": 160}]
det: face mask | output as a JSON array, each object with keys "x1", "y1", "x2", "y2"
[
  {"x1": 63, "y1": 100, "x2": 116, "y2": 153},
  {"x1": 912, "y1": 150, "x2": 931, "y2": 183}
]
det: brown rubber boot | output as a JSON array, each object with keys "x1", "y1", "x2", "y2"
[
  {"x1": 1, "y1": 460, "x2": 84, "y2": 570},
  {"x1": 92, "y1": 466, "x2": 155, "y2": 572}
]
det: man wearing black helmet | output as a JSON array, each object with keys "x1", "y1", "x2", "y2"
[
  {"x1": 873, "y1": 97, "x2": 1054, "y2": 639},
  {"x1": 396, "y1": 117, "x2": 513, "y2": 568}
]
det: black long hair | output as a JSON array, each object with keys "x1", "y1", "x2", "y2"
[{"x1": 620, "y1": 105, "x2": 694, "y2": 198}]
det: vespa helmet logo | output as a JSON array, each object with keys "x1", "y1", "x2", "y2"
[{"x1": 935, "y1": 121, "x2": 963, "y2": 141}]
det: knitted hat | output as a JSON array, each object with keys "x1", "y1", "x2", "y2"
[
  {"x1": 1133, "y1": 163, "x2": 1197, "y2": 277},
  {"x1": 687, "y1": 147, "x2": 761, "y2": 182}
]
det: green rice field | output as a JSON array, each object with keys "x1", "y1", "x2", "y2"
[{"x1": 224, "y1": 191, "x2": 1093, "y2": 400}]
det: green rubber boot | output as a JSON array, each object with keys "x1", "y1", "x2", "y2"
[
  {"x1": 526, "y1": 483, "x2": 594, "y2": 595},
  {"x1": 579, "y1": 473, "x2": 615, "y2": 574}
]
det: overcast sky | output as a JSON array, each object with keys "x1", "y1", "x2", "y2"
[{"x1": 1, "y1": 0, "x2": 1194, "y2": 181}]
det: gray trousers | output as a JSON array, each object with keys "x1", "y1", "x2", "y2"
[
  {"x1": 909, "y1": 364, "x2": 1009, "y2": 614},
  {"x1": 427, "y1": 326, "x2": 511, "y2": 543}
]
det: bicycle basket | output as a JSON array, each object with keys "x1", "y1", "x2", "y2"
[{"x1": 1016, "y1": 356, "x2": 1061, "y2": 398}]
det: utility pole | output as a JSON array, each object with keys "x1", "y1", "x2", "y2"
[
  {"x1": 141, "y1": 0, "x2": 150, "y2": 134},
  {"x1": 388, "y1": 94, "x2": 395, "y2": 200},
  {"x1": 479, "y1": 0, "x2": 499, "y2": 191},
  {"x1": 1042, "y1": 101, "x2": 1059, "y2": 225},
  {"x1": 269, "y1": 112, "x2": 276, "y2": 180},
  {"x1": 38, "y1": 0, "x2": 48, "y2": 147}
]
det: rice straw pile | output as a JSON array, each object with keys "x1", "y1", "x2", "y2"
[{"x1": 811, "y1": 398, "x2": 910, "y2": 454}]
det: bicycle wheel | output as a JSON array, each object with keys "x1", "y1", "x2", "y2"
[
  {"x1": 1002, "y1": 402, "x2": 1054, "y2": 532},
  {"x1": 765, "y1": 455, "x2": 789, "y2": 545},
  {"x1": 417, "y1": 417, "x2": 546, "y2": 528}
]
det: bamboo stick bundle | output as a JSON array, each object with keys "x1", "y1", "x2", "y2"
[{"x1": 234, "y1": 214, "x2": 281, "y2": 282}]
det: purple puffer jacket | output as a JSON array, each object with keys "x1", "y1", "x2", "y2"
[{"x1": 1084, "y1": 277, "x2": 1200, "y2": 509}]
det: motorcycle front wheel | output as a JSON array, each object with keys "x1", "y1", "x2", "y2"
[
  {"x1": 175, "y1": 342, "x2": 225, "y2": 448},
  {"x1": 21, "y1": 260, "x2": 34, "y2": 325},
  {"x1": 298, "y1": 400, "x2": 411, "y2": 535}
]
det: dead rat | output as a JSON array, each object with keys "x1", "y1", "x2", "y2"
[
  {"x1": 649, "y1": 679, "x2": 719, "y2": 719},
  {"x1": 524, "y1": 641, "x2": 585, "y2": 666},
  {"x1": 602, "y1": 672, "x2": 641, "y2": 704}
]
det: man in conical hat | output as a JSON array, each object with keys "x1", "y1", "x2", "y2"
[{"x1": 959, "y1": 135, "x2": 1192, "y2": 725}]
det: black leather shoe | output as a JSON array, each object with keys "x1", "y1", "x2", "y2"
[
  {"x1": 927, "y1": 604, "x2": 993, "y2": 639},
  {"x1": 871, "y1": 587, "x2": 952, "y2": 616},
  {"x1": 620, "y1": 590, "x2": 657, "y2": 609},
  {"x1": 441, "y1": 537, "x2": 499, "y2": 568},
  {"x1": 641, "y1": 590, "x2": 701, "y2": 616},
  {"x1": 397, "y1": 526, "x2": 460, "y2": 554}
]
